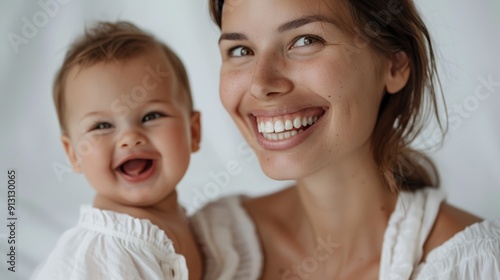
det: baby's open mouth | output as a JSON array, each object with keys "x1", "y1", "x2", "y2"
[{"x1": 119, "y1": 159, "x2": 153, "y2": 177}]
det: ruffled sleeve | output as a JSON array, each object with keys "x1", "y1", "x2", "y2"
[
  {"x1": 413, "y1": 219, "x2": 500, "y2": 280},
  {"x1": 191, "y1": 196, "x2": 263, "y2": 280},
  {"x1": 32, "y1": 205, "x2": 187, "y2": 280}
]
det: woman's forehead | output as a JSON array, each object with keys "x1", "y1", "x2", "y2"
[{"x1": 220, "y1": 0, "x2": 352, "y2": 31}]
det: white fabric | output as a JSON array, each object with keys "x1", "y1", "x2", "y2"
[
  {"x1": 31, "y1": 205, "x2": 188, "y2": 280},
  {"x1": 191, "y1": 188, "x2": 500, "y2": 280},
  {"x1": 191, "y1": 197, "x2": 262, "y2": 280}
]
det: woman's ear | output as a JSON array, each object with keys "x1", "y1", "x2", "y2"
[
  {"x1": 61, "y1": 135, "x2": 82, "y2": 173},
  {"x1": 385, "y1": 51, "x2": 411, "y2": 94},
  {"x1": 190, "y1": 111, "x2": 202, "y2": 153}
]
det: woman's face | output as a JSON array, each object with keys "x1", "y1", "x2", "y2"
[{"x1": 218, "y1": 0, "x2": 395, "y2": 180}]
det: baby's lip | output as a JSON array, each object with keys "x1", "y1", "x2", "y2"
[{"x1": 113, "y1": 152, "x2": 158, "y2": 170}]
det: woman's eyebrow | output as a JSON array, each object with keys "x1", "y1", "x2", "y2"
[
  {"x1": 219, "y1": 15, "x2": 339, "y2": 44},
  {"x1": 219, "y1": 32, "x2": 247, "y2": 45},
  {"x1": 277, "y1": 15, "x2": 339, "y2": 33}
]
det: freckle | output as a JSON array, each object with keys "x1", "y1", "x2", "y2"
[
  {"x1": 328, "y1": 95, "x2": 331, "y2": 98},
  {"x1": 336, "y1": 134, "x2": 338, "y2": 137},
  {"x1": 381, "y1": 206, "x2": 386, "y2": 211}
]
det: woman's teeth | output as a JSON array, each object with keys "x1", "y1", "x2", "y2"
[{"x1": 257, "y1": 115, "x2": 319, "y2": 140}]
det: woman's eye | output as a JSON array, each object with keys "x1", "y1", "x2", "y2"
[
  {"x1": 292, "y1": 35, "x2": 323, "y2": 48},
  {"x1": 92, "y1": 122, "x2": 112, "y2": 131},
  {"x1": 143, "y1": 112, "x2": 164, "y2": 122},
  {"x1": 228, "y1": 46, "x2": 253, "y2": 57}
]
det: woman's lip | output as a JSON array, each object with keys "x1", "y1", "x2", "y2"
[
  {"x1": 251, "y1": 108, "x2": 327, "y2": 150},
  {"x1": 251, "y1": 106, "x2": 326, "y2": 117},
  {"x1": 118, "y1": 160, "x2": 157, "y2": 183}
]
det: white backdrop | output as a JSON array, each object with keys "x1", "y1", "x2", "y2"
[{"x1": 0, "y1": 0, "x2": 499, "y2": 279}]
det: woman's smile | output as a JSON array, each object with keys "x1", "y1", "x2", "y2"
[{"x1": 250, "y1": 107, "x2": 327, "y2": 150}]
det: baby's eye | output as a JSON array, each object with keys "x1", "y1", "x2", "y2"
[
  {"x1": 91, "y1": 122, "x2": 112, "y2": 131},
  {"x1": 228, "y1": 46, "x2": 253, "y2": 57},
  {"x1": 291, "y1": 35, "x2": 324, "y2": 48},
  {"x1": 142, "y1": 112, "x2": 164, "y2": 122}
]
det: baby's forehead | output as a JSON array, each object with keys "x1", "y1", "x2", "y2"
[{"x1": 63, "y1": 51, "x2": 190, "y2": 112}]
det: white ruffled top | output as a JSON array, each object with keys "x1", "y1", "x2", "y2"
[
  {"x1": 32, "y1": 205, "x2": 188, "y2": 280},
  {"x1": 191, "y1": 188, "x2": 500, "y2": 280}
]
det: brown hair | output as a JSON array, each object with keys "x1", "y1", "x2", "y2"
[
  {"x1": 53, "y1": 21, "x2": 193, "y2": 134},
  {"x1": 209, "y1": 0, "x2": 447, "y2": 192}
]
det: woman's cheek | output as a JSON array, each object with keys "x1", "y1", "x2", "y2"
[{"x1": 220, "y1": 69, "x2": 245, "y2": 113}]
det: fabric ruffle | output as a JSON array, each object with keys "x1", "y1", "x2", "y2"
[{"x1": 191, "y1": 196, "x2": 263, "y2": 280}]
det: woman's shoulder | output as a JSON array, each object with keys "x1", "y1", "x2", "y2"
[
  {"x1": 415, "y1": 218, "x2": 500, "y2": 279},
  {"x1": 422, "y1": 202, "x2": 484, "y2": 261}
]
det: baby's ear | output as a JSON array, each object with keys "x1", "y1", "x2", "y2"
[
  {"x1": 190, "y1": 111, "x2": 201, "y2": 153},
  {"x1": 61, "y1": 135, "x2": 82, "y2": 173},
  {"x1": 384, "y1": 51, "x2": 411, "y2": 94}
]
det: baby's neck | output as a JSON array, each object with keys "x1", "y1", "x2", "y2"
[{"x1": 92, "y1": 191, "x2": 187, "y2": 235}]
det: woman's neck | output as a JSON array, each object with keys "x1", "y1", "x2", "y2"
[{"x1": 295, "y1": 146, "x2": 397, "y2": 268}]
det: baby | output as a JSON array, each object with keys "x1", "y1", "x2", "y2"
[{"x1": 33, "y1": 21, "x2": 202, "y2": 280}]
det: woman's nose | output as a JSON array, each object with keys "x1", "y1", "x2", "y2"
[
  {"x1": 249, "y1": 53, "x2": 293, "y2": 100},
  {"x1": 118, "y1": 129, "x2": 146, "y2": 148}
]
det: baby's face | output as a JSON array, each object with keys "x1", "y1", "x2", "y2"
[{"x1": 61, "y1": 49, "x2": 200, "y2": 207}]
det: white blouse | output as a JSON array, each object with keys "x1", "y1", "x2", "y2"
[
  {"x1": 31, "y1": 205, "x2": 188, "y2": 280},
  {"x1": 191, "y1": 188, "x2": 500, "y2": 280}
]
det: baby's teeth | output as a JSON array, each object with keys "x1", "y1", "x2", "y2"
[
  {"x1": 265, "y1": 121, "x2": 274, "y2": 133},
  {"x1": 293, "y1": 117, "x2": 302, "y2": 129},
  {"x1": 291, "y1": 130, "x2": 298, "y2": 136},
  {"x1": 278, "y1": 133, "x2": 284, "y2": 140},
  {"x1": 274, "y1": 120, "x2": 285, "y2": 133},
  {"x1": 284, "y1": 131, "x2": 291, "y2": 139},
  {"x1": 271, "y1": 134, "x2": 278, "y2": 140},
  {"x1": 307, "y1": 117, "x2": 313, "y2": 125},
  {"x1": 313, "y1": 116, "x2": 318, "y2": 123},
  {"x1": 285, "y1": 119, "x2": 293, "y2": 130},
  {"x1": 302, "y1": 117, "x2": 307, "y2": 127}
]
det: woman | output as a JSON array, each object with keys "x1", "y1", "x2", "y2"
[{"x1": 192, "y1": 0, "x2": 500, "y2": 279}]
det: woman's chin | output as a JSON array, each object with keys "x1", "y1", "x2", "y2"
[{"x1": 258, "y1": 156, "x2": 308, "y2": 181}]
